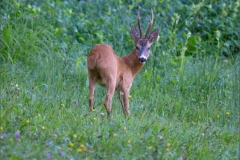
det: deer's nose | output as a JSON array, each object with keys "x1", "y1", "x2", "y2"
[{"x1": 139, "y1": 57, "x2": 147, "y2": 63}]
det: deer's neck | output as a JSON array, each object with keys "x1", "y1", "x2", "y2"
[{"x1": 122, "y1": 49, "x2": 144, "y2": 78}]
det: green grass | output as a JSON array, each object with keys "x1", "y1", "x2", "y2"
[{"x1": 0, "y1": 0, "x2": 239, "y2": 159}]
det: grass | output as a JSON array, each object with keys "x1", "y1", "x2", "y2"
[{"x1": 0, "y1": 0, "x2": 239, "y2": 159}]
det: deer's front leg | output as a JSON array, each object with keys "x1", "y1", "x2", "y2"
[
  {"x1": 119, "y1": 77, "x2": 132, "y2": 117},
  {"x1": 122, "y1": 88, "x2": 130, "y2": 116},
  {"x1": 118, "y1": 90, "x2": 124, "y2": 105},
  {"x1": 104, "y1": 77, "x2": 116, "y2": 116},
  {"x1": 118, "y1": 89, "x2": 130, "y2": 117}
]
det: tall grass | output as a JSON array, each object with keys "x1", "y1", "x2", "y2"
[{"x1": 0, "y1": 0, "x2": 239, "y2": 159}]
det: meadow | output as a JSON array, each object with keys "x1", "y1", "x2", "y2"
[{"x1": 0, "y1": 0, "x2": 239, "y2": 159}]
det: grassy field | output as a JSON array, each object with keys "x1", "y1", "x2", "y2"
[{"x1": 0, "y1": 0, "x2": 239, "y2": 159}]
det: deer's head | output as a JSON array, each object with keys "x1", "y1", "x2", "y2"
[{"x1": 131, "y1": 7, "x2": 158, "y2": 63}]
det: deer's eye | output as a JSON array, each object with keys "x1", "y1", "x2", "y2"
[
  {"x1": 147, "y1": 47, "x2": 150, "y2": 50},
  {"x1": 136, "y1": 46, "x2": 139, "y2": 50}
]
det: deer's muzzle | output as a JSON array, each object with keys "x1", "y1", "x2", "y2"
[{"x1": 139, "y1": 56, "x2": 147, "y2": 63}]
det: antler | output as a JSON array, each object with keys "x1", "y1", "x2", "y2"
[
  {"x1": 145, "y1": 8, "x2": 154, "y2": 38},
  {"x1": 138, "y1": 7, "x2": 142, "y2": 38}
]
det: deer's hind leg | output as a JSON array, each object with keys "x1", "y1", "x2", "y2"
[{"x1": 88, "y1": 70, "x2": 97, "y2": 111}]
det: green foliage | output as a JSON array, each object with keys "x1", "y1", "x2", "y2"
[{"x1": 0, "y1": 0, "x2": 239, "y2": 159}]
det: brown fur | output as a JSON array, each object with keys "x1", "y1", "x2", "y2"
[{"x1": 87, "y1": 9, "x2": 158, "y2": 117}]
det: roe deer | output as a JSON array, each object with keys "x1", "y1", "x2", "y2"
[{"x1": 87, "y1": 7, "x2": 158, "y2": 117}]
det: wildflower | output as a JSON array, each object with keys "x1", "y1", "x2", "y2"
[
  {"x1": 123, "y1": 127, "x2": 127, "y2": 132},
  {"x1": 46, "y1": 153, "x2": 51, "y2": 159},
  {"x1": 77, "y1": 148, "x2": 83, "y2": 153},
  {"x1": 93, "y1": 117, "x2": 97, "y2": 121},
  {"x1": 128, "y1": 95, "x2": 132, "y2": 99},
  {"x1": 158, "y1": 135, "x2": 163, "y2": 140},
  {"x1": 92, "y1": 109, "x2": 96, "y2": 112},
  {"x1": 217, "y1": 115, "x2": 220, "y2": 118},
  {"x1": 113, "y1": 133, "x2": 117, "y2": 137},
  {"x1": 181, "y1": 146, "x2": 185, "y2": 151},
  {"x1": 0, "y1": 134, "x2": 8, "y2": 139},
  {"x1": 127, "y1": 140, "x2": 131, "y2": 144},
  {"x1": 14, "y1": 131, "x2": 20, "y2": 138},
  {"x1": 0, "y1": 126, "x2": 3, "y2": 131},
  {"x1": 72, "y1": 99, "x2": 78, "y2": 105},
  {"x1": 80, "y1": 144, "x2": 85, "y2": 149},
  {"x1": 166, "y1": 142, "x2": 171, "y2": 147},
  {"x1": 100, "y1": 112, "x2": 105, "y2": 116},
  {"x1": 41, "y1": 126, "x2": 45, "y2": 130},
  {"x1": 216, "y1": 30, "x2": 221, "y2": 41},
  {"x1": 226, "y1": 112, "x2": 230, "y2": 115},
  {"x1": 26, "y1": 120, "x2": 29, "y2": 124},
  {"x1": 166, "y1": 148, "x2": 170, "y2": 152},
  {"x1": 148, "y1": 146, "x2": 153, "y2": 150},
  {"x1": 60, "y1": 152, "x2": 65, "y2": 157},
  {"x1": 69, "y1": 143, "x2": 74, "y2": 147},
  {"x1": 16, "y1": 84, "x2": 18, "y2": 87}
]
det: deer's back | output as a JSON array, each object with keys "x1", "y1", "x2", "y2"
[{"x1": 87, "y1": 44, "x2": 117, "y2": 70}]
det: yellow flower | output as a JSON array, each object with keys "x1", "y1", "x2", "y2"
[
  {"x1": 0, "y1": 126, "x2": 3, "y2": 131},
  {"x1": 41, "y1": 126, "x2": 45, "y2": 130},
  {"x1": 92, "y1": 109, "x2": 96, "y2": 112},
  {"x1": 77, "y1": 148, "x2": 83, "y2": 153},
  {"x1": 166, "y1": 148, "x2": 170, "y2": 152},
  {"x1": 148, "y1": 146, "x2": 153, "y2": 150},
  {"x1": 123, "y1": 127, "x2": 127, "y2": 132},
  {"x1": 69, "y1": 143, "x2": 74, "y2": 147},
  {"x1": 128, "y1": 95, "x2": 132, "y2": 99},
  {"x1": 113, "y1": 133, "x2": 117, "y2": 137},
  {"x1": 226, "y1": 112, "x2": 230, "y2": 115},
  {"x1": 217, "y1": 115, "x2": 220, "y2": 118},
  {"x1": 93, "y1": 117, "x2": 97, "y2": 121},
  {"x1": 80, "y1": 144, "x2": 85, "y2": 148},
  {"x1": 16, "y1": 84, "x2": 18, "y2": 87},
  {"x1": 26, "y1": 120, "x2": 29, "y2": 124},
  {"x1": 127, "y1": 140, "x2": 131, "y2": 144},
  {"x1": 166, "y1": 142, "x2": 171, "y2": 147}
]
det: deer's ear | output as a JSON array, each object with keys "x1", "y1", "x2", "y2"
[
  {"x1": 131, "y1": 27, "x2": 139, "y2": 42},
  {"x1": 148, "y1": 28, "x2": 158, "y2": 43}
]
